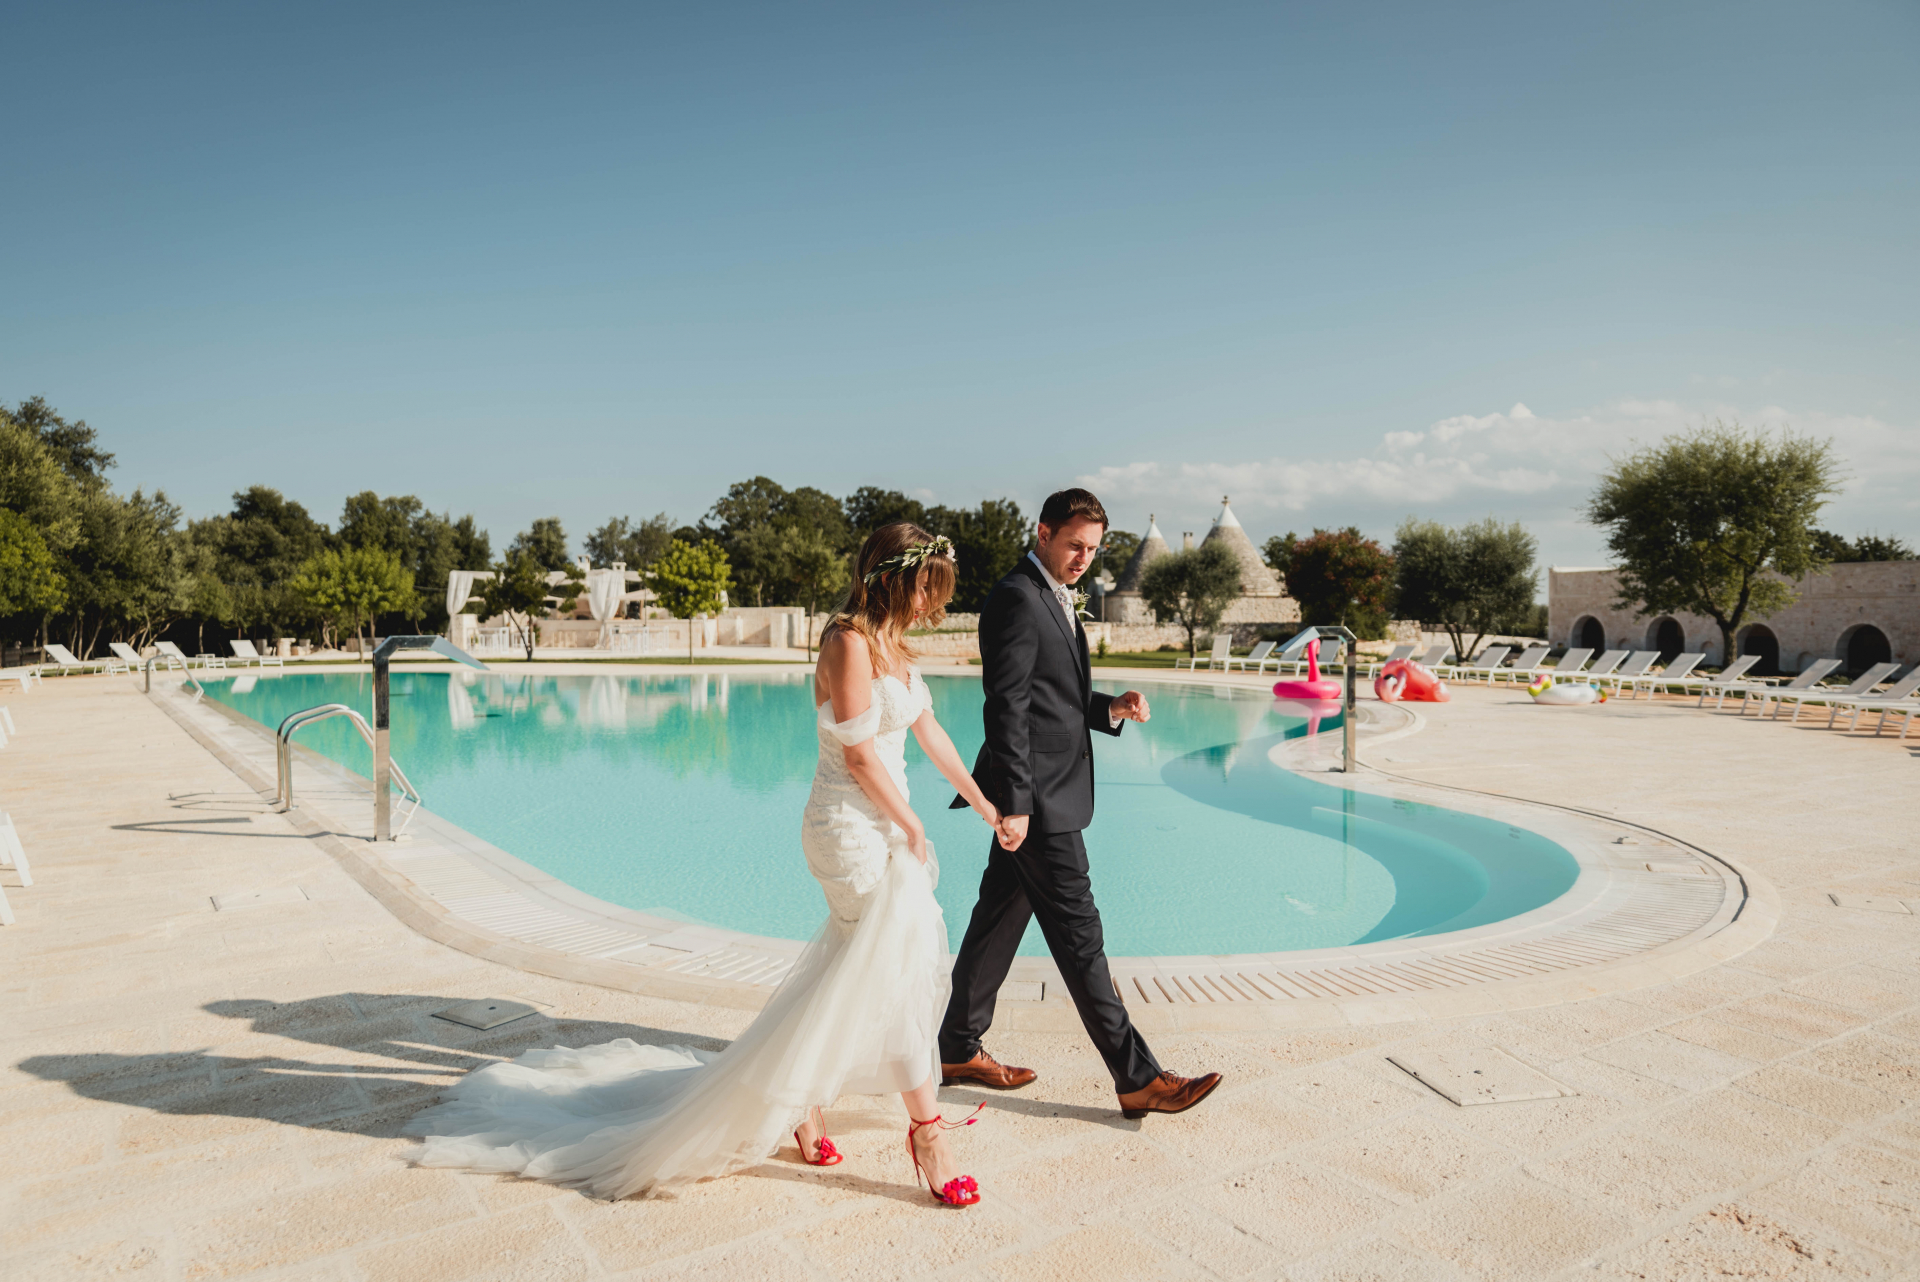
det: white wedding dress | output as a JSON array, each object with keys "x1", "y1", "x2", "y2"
[{"x1": 403, "y1": 669, "x2": 949, "y2": 1200}]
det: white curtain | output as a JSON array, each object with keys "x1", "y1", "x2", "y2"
[
  {"x1": 446, "y1": 570, "x2": 478, "y2": 623},
  {"x1": 586, "y1": 570, "x2": 626, "y2": 647}
]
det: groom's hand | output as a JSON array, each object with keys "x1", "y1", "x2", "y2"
[
  {"x1": 997, "y1": 814, "x2": 1029, "y2": 851},
  {"x1": 1111, "y1": 690, "x2": 1151, "y2": 723}
]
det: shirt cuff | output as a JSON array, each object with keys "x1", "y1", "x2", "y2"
[{"x1": 1109, "y1": 710, "x2": 1123, "y2": 729}]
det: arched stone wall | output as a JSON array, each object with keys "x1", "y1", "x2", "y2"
[
  {"x1": 1570, "y1": 615, "x2": 1605, "y2": 653},
  {"x1": 1737, "y1": 623, "x2": 1781, "y2": 677},
  {"x1": 1837, "y1": 623, "x2": 1892, "y2": 676}
]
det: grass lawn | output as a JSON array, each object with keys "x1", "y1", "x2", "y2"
[{"x1": 1086, "y1": 650, "x2": 1203, "y2": 668}]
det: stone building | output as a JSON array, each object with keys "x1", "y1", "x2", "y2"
[
  {"x1": 1101, "y1": 498, "x2": 1298, "y2": 628},
  {"x1": 1547, "y1": 562, "x2": 1919, "y2": 675}
]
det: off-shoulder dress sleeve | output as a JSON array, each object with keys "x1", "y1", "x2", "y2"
[{"x1": 818, "y1": 700, "x2": 882, "y2": 746}]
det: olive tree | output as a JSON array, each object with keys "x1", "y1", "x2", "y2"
[
  {"x1": 1139, "y1": 541, "x2": 1242, "y2": 659},
  {"x1": 475, "y1": 550, "x2": 584, "y2": 661},
  {"x1": 1393, "y1": 518, "x2": 1538, "y2": 662},
  {"x1": 289, "y1": 545, "x2": 420, "y2": 653},
  {"x1": 1587, "y1": 423, "x2": 1838, "y2": 664}
]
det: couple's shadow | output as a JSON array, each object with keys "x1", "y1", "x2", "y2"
[{"x1": 15, "y1": 992, "x2": 1117, "y2": 1200}]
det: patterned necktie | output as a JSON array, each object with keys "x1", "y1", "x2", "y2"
[{"x1": 1053, "y1": 585, "x2": 1075, "y2": 626}]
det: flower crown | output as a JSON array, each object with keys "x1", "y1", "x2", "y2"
[{"x1": 862, "y1": 534, "x2": 956, "y2": 587}]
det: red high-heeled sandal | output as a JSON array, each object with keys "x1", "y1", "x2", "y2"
[
  {"x1": 795, "y1": 1105, "x2": 842, "y2": 1167},
  {"x1": 906, "y1": 1104, "x2": 984, "y2": 1206}
]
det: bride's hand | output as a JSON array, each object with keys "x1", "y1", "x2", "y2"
[
  {"x1": 907, "y1": 825, "x2": 929, "y2": 865},
  {"x1": 975, "y1": 800, "x2": 1001, "y2": 830}
]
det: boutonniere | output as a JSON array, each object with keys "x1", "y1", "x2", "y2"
[{"x1": 1070, "y1": 589, "x2": 1092, "y2": 619}]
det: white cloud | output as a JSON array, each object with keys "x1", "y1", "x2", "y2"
[{"x1": 1078, "y1": 397, "x2": 1920, "y2": 565}]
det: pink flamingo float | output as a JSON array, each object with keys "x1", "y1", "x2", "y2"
[
  {"x1": 1271, "y1": 637, "x2": 1343, "y2": 700},
  {"x1": 1374, "y1": 656, "x2": 1450, "y2": 703}
]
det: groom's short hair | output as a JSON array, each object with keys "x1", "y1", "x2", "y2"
[{"x1": 1038, "y1": 488, "x2": 1108, "y2": 532}]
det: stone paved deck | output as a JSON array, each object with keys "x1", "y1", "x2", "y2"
[{"x1": 2, "y1": 672, "x2": 1917, "y2": 1280}]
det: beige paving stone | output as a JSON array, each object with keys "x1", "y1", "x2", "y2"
[
  {"x1": 2, "y1": 1233, "x2": 172, "y2": 1282},
  {"x1": 1661, "y1": 1014, "x2": 1803, "y2": 1063},
  {"x1": 1796, "y1": 1032, "x2": 1920, "y2": 1101},
  {"x1": 1583, "y1": 1030, "x2": 1761, "y2": 1092},
  {"x1": 1782, "y1": 966, "x2": 1920, "y2": 1018},
  {"x1": 1654, "y1": 1088, "x2": 1843, "y2": 1179},
  {"x1": 563, "y1": 1171, "x2": 813, "y2": 1272},
  {"x1": 993, "y1": 1129, "x2": 1201, "y2": 1228},
  {"x1": 1278, "y1": 1234, "x2": 1478, "y2": 1282},
  {"x1": 1395, "y1": 1173, "x2": 1636, "y2": 1279},
  {"x1": 1276, "y1": 1058, "x2": 1433, "y2": 1124},
  {"x1": 1189, "y1": 1158, "x2": 1397, "y2": 1262},
  {"x1": 1715, "y1": 992, "x2": 1876, "y2": 1045},
  {"x1": 1126, "y1": 1080, "x2": 1344, "y2": 1169},
  {"x1": 356, "y1": 1203, "x2": 592, "y2": 1282},
  {"x1": 790, "y1": 1194, "x2": 1028, "y2": 1279},
  {"x1": 1736, "y1": 1063, "x2": 1903, "y2": 1126},
  {"x1": 1614, "y1": 964, "x2": 1776, "y2": 1018},
  {"x1": 1292, "y1": 1113, "x2": 1513, "y2": 1206},
  {"x1": 174, "y1": 1165, "x2": 476, "y2": 1277},
  {"x1": 1527, "y1": 1128, "x2": 1747, "y2": 1222},
  {"x1": 985, "y1": 1223, "x2": 1203, "y2": 1282},
  {"x1": 1745, "y1": 1144, "x2": 1920, "y2": 1259},
  {"x1": 1592, "y1": 1201, "x2": 1893, "y2": 1280},
  {"x1": 629, "y1": 1235, "x2": 816, "y2": 1281},
  {"x1": 1126, "y1": 1195, "x2": 1288, "y2": 1278}
]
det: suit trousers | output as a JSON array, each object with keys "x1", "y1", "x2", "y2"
[{"x1": 938, "y1": 828, "x2": 1162, "y2": 1095}]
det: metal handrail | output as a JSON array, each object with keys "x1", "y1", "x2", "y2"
[
  {"x1": 145, "y1": 654, "x2": 205, "y2": 699},
  {"x1": 275, "y1": 703, "x2": 423, "y2": 837}
]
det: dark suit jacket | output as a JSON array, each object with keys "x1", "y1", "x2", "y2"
[{"x1": 950, "y1": 556, "x2": 1122, "y2": 833}]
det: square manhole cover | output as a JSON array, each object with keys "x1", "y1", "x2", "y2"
[
  {"x1": 1388, "y1": 1047, "x2": 1576, "y2": 1106},
  {"x1": 433, "y1": 998, "x2": 550, "y2": 1030},
  {"x1": 1828, "y1": 893, "x2": 1913, "y2": 915}
]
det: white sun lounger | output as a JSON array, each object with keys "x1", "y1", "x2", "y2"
[
  {"x1": 1269, "y1": 633, "x2": 1320, "y2": 676},
  {"x1": 1601, "y1": 651, "x2": 1659, "y2": 692},
  {"x1": 1224, "y1": 640, "x2": 1276, "y2": 673},
  {"x1": 1581, "y1": 650, "x2": 1629, "y2": 682},
  {"x1": 1821, "y1": 668, "x2": 1920, "y2": 733},
  {"x1": 153, "y1": 642, "x2": 205, "y2": 670},
  {"x1": 1415, "y1": 644, "x2": 1452, "y2": 669},
  {"x1": 1547, "y1": 648, "x2": 1594, "y2": 679},
  {"x1": 1688, "y1": 654, "x2": 1763, "y2": 706},
  {"x1": 230, "y1": 639, "x2": 285, "y2": 669},
  {"x1": 1727, "y1": 658, "x2": 1842, "y2": 714},
  {"x1": 1767, "y1": 662, "x2": 1901, "y2": 722},
  {"x1": 1623, "y1": 653, "x2": 1705, "y2": 699},
  {"x1": 1442, "y1": 646, "x2": 1512, "y2": 683},
  {"x1": 41, "y1": 643, "x2": 117, "y2": 676},
  {"x1": 1175, "y1": 634, "x2": 1234, "y2": 671},
  {"x1": 109, "y1": 642, "x2": 146, "y2": 672},
  {"x1": 1496, "y1": 645, "x2": 1552, "y2": 685},
  {"x1": 1362, "y1": 644, "x2": 1417, "y2": 678}
]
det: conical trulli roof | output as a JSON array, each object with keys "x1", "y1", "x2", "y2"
[
  {"x1": 1201, "y1": 497, "x2": 1282, "y2": 595},
  {"x1": 1114, "y1": 515, "x2": 1171, "y2": 592}
]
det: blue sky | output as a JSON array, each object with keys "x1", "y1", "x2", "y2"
[{"x1": 4, "y1": 1, "x2": 1915, "y2": 567}]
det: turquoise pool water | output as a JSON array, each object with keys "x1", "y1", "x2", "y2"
[{"x1": 202, "y1": 670, "x2": 1578, "y2": 956}]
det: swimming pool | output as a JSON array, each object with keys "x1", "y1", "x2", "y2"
[{"x1": 203, "y1": 670, "x2": 1578, "y2": 957}]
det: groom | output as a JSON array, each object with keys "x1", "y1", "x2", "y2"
[{"x1": 941, "y1": 488, "x2": 1221, "y2": 1119}]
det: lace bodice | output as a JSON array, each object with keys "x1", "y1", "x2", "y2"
[{"x1": 814, "y1": 669, "x2": 931, "y2": 796}]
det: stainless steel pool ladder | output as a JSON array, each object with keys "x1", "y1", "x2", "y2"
[{"x1": 275, "y1": 703, "x2": 423, "y2": 838}]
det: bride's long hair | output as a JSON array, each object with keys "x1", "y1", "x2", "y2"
[{"x1": 824, "y1": 523, "x2": 957, "y2": 675}]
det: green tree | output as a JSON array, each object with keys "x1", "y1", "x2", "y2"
[
  {"x1": 2, "y1": 396, "x2": 115, "y2": 488},
  {"x1": 1586, "y1": 423, "x2": 1839, "y2": 665},
  {"x1": 1139, "y1": 542, "x2": 1242, "y2": 658},
  {"x1": 928, "y1": 498, "x2": 1030, "y2": 612},
  {"x1": 0, "y1": 509, "x2": 66, "y2": 618},
  {"x1": 780, "y1": 526, "x2": 851, "y2": 656},
  {"x1": 1267, "y1": 528, "x2": 1396, "y2": 639},
  {"x1": 288, "y1": 546, "x2": 418, "y2": 652},
  {"x1": 845, "y1": 487, "x2": 929, "y2": 541},
  {"x1": 584, "y1": 513, "x2": 675, "y2": 571},
  {"x1": 339, "y1": 492, "x2": 491, "y2": 631},
  {"x1": 475, "y1": 550, "x2": 584, "y2": 661},
  {"x1": 62, "y1": 488, "x2": 190, "y2": 654},
  {"x1": 1090, "y1": 529, "x2": 1139, "y2": 586},
  {"x1": 1811, "y1": 529, "x2": 1914, "y2": 563},
  {"x1": 188, "y1": 486, "x2": 333, "y2": 637},
  {"x1": 1394, "y1": 517, "x2": 1539, "y2": 662},
  {"x1": 647, "y1": 539, "x2": 733, "y2": 661},
  {"x1": 0, "y1": 412, "x2": 84, "y2": 561},
  {"x1": 508, "y1": 518, "x2": 571, "y2": 572}
]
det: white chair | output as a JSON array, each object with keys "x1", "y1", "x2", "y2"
[
  {"x1": 1725, "y1": 658, "x2": 1842, "y2": 714},
  {"x1": 1496, "y1": 645, "x2": 1552, "y2": 685},
  {"x1": 1224, "y1": 640, "x2": 1276, "y2": 673},
  {"x1": 0, "y1": 811, "x2": 31, "y2": 926},
  {"x1": 1820, "y1": 668, "x2": 1920, "y2": 732},
  {"x1": 1766, "y1": 662, "x2": 1900, "y2": 723},
  {"x1": 1415, "y1": 644, "x2": 1452, "y2": 668},
  {"x1": 1686, "y1": 654, "x2": 1763, "y2": 705},
  {"x1": 1175, "y1": 634, "x2": 1234, "y2": 671},
  {"x1": 109, "y1": 642, "x2": 146, "y2": 672},
  {"x1": 1441, "y1": 646, "x2": 1512, "y2": 683},
  {"x1": 41, "y1": 643, "x2": 114, "y2": 675},
  {"x1": 152, "y1": 641, "x2": 198, "y2": 669},
  {"x1": 1623, "y1": 653, "x2": 1705, "y2": 699},
  {"x1": 1363, "y1": 644, "x2": 1417, "y2": 678},
  {"x1": 1549, "y1": 648, "x2": 1594, "y2": 679},
  {"x1": 230, "y1": 639, "x2": 285, "y2": 669}
]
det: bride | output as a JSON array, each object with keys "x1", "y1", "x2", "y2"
[{"x1": 404, "y1": 523, "x2": 1001, "y2": 1206}]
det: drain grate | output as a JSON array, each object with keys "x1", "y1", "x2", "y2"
[
  {"x1": 433, "y1": 998, "x2": 550, "y2": 1030},
  {"x1": 1387, "y1": 1047, "x2": 1577, "y2": 1106}
]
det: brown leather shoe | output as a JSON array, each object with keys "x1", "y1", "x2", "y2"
[
  {"x1": 940, "y1": 1049, "x2": 1037, "y2": 1090},
  {"x1": 1117, "y1": 1071, "x2": 1222, "y2": 1119}
]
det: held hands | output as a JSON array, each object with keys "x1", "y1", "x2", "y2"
[
  {"x1": 996, "y1": 814, "x2": 1028, "y2": 852},
  {"x1": 1111, "y1": 690, "x2": 1151, "y2": 723}
]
